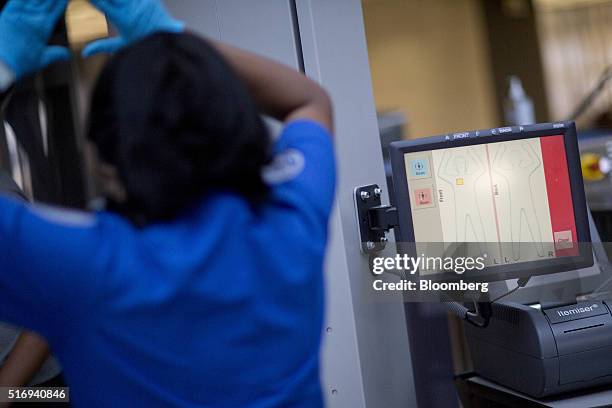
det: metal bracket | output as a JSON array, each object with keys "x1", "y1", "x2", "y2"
[{"x1": 354, "y1": 184, "x2": 399, "y2": 254}]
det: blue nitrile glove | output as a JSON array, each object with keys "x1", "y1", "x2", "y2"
[
  {"x1": 83, "y1": 0, "x2": 185, "y2": 57},
  {"x1": 0, "y1": 0, "x2": 71, "y2": 79}
]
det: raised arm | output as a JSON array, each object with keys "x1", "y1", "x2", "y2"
[
  {"x1": 468, "y1": 148, "x2": 486, "y2": 177},
  {"x1": 85, "y1": 0, "x2": 333, "y2": 133},
  {"x1": 521, "y1": 141, "x2": 541, "y2": 172},
  {"x1": 0, "y1": 0, "x2": 70, "y2": 92},
  {"x1": 438, "y1": 150, "x2": 456, "y2": 184},
  {"x1": 209, "y1": 41, "x2": 333, "y2": 132}
]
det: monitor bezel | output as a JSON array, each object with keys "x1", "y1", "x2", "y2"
[{"x1": 389, "y1": 122, "x2": 593, "y2": 282}]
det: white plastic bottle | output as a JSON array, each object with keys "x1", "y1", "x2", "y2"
[{"x1": 504, "y1": 76, "x2": 535, "y2": 126}]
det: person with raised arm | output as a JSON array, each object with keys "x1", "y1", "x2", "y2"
[{"x1": 0, "y1": 1, "x2": 335, "y2": 406}]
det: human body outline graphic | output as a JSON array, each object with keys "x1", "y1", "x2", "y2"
[
  {"x1": 492, "y1": 141, "x2": 545, "y2": 261},
  {"x1": 438, "y1": 147, "x2": 487, "y2": 245}
]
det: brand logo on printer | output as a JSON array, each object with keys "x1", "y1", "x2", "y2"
[{"x1": 557, "y1": 304, "x2": 599, "y2": 317}]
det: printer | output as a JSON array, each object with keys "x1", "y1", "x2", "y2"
[{"x1": 465, "y1": 300, "x2": 612, "y2": 398}]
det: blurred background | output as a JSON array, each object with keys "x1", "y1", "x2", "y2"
[
  {"x1": 365, "y1": 0, "x2": 612, "y2": 135},
  {"x1": 363, "y1": 0, "x2": 612, "y2": 243}
]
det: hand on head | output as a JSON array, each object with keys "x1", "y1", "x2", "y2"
[
  {"x1": 0, "y1": 0, "x2": 184, "y2": 79},
  {"x1": 0, "y1": 0, "x2": 71, "y2": 79},
  {"x1": 83, "y1": 0, "x2": 184, "y2": 57}
]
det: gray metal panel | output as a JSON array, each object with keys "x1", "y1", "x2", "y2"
[
  {"x1": 165, "y1": 0, "x2": 300, "y2": 68},
  {"x1": 163, "y1": 0, "x2": 221, "y2": 39},
  {"x1": 296, "y1": 1, "x2": 418, "y2": 407},
  {"x1": 215, "y1": 0, "x2": 301, "y2": 68}
]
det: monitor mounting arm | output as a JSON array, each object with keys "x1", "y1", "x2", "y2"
[
  {"x1": 354, "y1": 184, "x2": 399, "y2": 254},
  {"x1": 356, "y1": 186, "x2": 536, "y2": 328},
  {"x1": 355, "y1": 184, "x2": 496, "y2": 326}
]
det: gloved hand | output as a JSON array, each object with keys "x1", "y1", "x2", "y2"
[
  {"x1": 83, "y1": 0, "x2": 185, "y2": 57},
  {"x1": 0, "y1": 0, "x2": 71, "y2": 79}
]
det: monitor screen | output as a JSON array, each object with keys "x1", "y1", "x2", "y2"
[{"x1": 390, "y1": 123, "x2": 593, "y2": 281}]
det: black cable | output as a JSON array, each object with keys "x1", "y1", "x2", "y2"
[
  {"x1": 0, "y1": 85, "x2": 14, "y2": 114},
  {"x1": 444, "y1": 277, "x2": 531, "y2": 328},
  {"x1": 490, "y1": 277, "x2": 531, "y2": 304},
  {"x1": 570, "y1": 65, "x2": 612, "y2": 121},
  {"x1": 444, "y1": 301, "x2": 469, "y2": 320}
]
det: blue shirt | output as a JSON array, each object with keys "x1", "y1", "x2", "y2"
[{"x1": 0, "y1": 120, "x2": 336, "y2": 407}]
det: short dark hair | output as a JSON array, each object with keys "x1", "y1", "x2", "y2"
[{"x1": 88, "y1": 32, "x2": 271, "y2": 225}]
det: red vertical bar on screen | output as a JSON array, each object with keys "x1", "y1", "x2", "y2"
[{"x1": 540, "y1": 135, "x2": 577, "y2": 256}]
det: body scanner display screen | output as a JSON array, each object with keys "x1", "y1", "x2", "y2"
[{"x1": 404, "y1": 135, "x2": 578, "y2": 271}]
